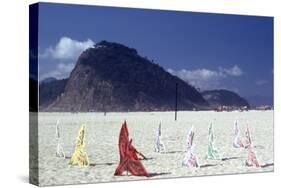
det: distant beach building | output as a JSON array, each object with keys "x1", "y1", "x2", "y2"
[{"x1": 255, "y1": 105, "x2": 272, "y2": 111}]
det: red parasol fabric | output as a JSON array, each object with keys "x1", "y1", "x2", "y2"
[{"x1": 114, "y1": 121, "x2": 149, "y2": 177}]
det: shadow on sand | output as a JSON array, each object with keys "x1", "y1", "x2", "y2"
[
  {"x1": 148, "y1": 172, "x2": 172, "y2": 177},
  {"x1": 254, "y1": 145, "x2": 265, "y2": 149},
  {"x1": 165, "y1": 151, "x2": 185, "y2": 154},
  {"x1": 261, "y1": 163, "x2": 274, "y2": 168},
  {"x1": 221, "y1": 157, "x2": 240, "y2": 161},
  {"x1": 200, "y1": 164, "x2": 221, "y2": 168},
  {"x1": 89, "y1": 162, "x2": 115, "y2": 167}
]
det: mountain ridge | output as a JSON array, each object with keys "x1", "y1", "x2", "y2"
[
  {"x1": 41, "y1": 41, "x2": 209, "y2": 112},
  {"x1": 201, "y1": 89, "x2": 250, "y2": 109}
]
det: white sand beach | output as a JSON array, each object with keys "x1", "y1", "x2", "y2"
[{"x1": 37, "y1": 110, "x2": 274, "y2": 186}]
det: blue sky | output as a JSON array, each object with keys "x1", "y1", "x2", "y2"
[{"x1": 37, "y1": 3, "x2": 273, "y2": 100}]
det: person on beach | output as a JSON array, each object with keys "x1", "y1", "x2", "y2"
[
  {"x1": 182, "y1": 126, "x2": 199, "y2": 168},
  {"x1": 233, "y1": 120, "x2": 243, "y2": 148},
  {"x1": 55, "y1": 120, "x2": 65, "y2": 158},
  {"x1": 155, "y1": 122, "x2": 166, "y2": 153},
  {"x1": 69, "y1": 124, "x2": 89, "y2": 167},
  {"x1": 206, "y1": 123, "x2": 221, "y2": 160},
  {"x1": 114, "y1": 121, "x2": 149, "y2": 177}
]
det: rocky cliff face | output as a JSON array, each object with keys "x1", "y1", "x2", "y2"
[{"x1": 43, "y1": 41, "x2": 209, "y2": 112}]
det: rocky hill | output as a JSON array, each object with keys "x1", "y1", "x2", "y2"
[
  {"x1": 201, "y1": 89, "x2": 250, "y2": 109},
  {"x1": 42, "y1": 41, "x2": 209, "y2": 112},
  {"x1": 39, "y1": 78, "x2": 68, "y2": 109}
]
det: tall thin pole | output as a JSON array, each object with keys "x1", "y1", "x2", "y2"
[{"x1": 175, "y1": 83, "x2": 178, "y2": 121}]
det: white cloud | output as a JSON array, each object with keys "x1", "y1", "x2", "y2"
[
  {"x1": 40, "y1": 36, "x2": 95, "y2": 59},
  {"x1": 256, "y1": 80, "x2": 268, "y2": 86},
  {"x1": 167, "y1": 65, "x2": 243, "y2": 90},
  {"x1": 40, "y1": 63, "x2": 75, "y2": 80},
  {"x1": 167, "y1": 68, "x2": 222, "y2": 81},
  {"x1": 219, "y1": 65, "x2": 242, "y2": 76}
]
